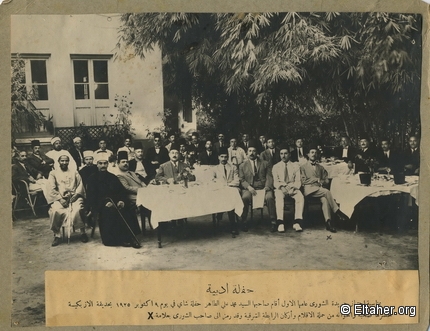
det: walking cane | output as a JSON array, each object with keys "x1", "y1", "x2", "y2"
[
  {"x1": 105, "y1": 197, "x2": 142, "y2": 248},
  {"x1": 63, "y1": 191, "x2": 74, "y2": 244}
]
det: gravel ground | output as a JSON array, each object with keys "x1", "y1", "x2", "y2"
[{"x1": 11, "y1": 206, "x2": 418, "y2": 327}]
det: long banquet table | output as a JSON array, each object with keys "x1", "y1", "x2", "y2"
[
  {"x1": 136, "y1": 182, "x2": 244, "y2": 247},
  {"x1": 330, "y1": 175, "x2": 419, "y2": 222}
]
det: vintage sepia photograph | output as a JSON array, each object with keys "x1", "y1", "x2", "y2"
[{"x1": 10, "y1": 11, "x2": 421, "y2": 326}]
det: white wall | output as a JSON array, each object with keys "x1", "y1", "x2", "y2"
[{"x1": 11, "y1": 14, "x2": 164, "y2": 139}]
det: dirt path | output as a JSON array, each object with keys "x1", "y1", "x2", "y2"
[{"x1": 12, "y1": 214, "x2": 418, "y2": 327}]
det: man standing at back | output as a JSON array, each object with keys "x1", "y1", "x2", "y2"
[
  {"x1": 198, "y1": 139, "x2": 219, "y2": 165},
  {"x1": 291, "y1": 138, "x2": 307, "y2": 164},
  {"x1": 69, "y1": 136, "x2": 84, "y2": 169},
  {"x1": 46, "y1": 137, "x2": 77, "y2": 171},
  {"x1": 260, "y1": 137, "x2": 281, "y2": 168},
  {"x1": 117, "y1": 135, "x2": 135, "y2": 161},
  {"x1": 145, "y1": 133, "x2": 169, "y2": 180}
]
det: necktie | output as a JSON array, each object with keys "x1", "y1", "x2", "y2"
[
  {"x1": 299, "y1": 149, "x2": 303, "y2": 158},
  {"x1": 253, "y1": 160, "x2": 257, "y2": 175},
  {"x1": 284, "y1": 163, "x2": 289, "y2": 182},
  {"x1": 224, "y1": 165, "x2": 227, "y2": 178},
  {"x1": 384, "y1": 152, "x2": 388, "y2": 159},
  {"x1": 220, "y1": 142, "x2": 223, "y2": 148},
  {"x1": 271, "y1": 149, "x2": 274, "y2": 156}
]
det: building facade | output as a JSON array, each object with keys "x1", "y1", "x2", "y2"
[{"x1": 11, "y1": 14, "x2": 168, "y2": 145}]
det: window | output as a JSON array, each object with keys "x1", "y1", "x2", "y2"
[
  {"x1": 72, "y1": 57, "x2": 110, "y2": 100},
  {"x1": 12, "y1": 54, "x2": 50, "y2": 101}
]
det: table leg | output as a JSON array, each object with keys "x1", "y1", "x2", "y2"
[{"x1": 157, "y1": 225, "x2": 162, "y2": 248}]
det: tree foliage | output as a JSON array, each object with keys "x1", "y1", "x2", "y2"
[
  {"x1": 117, "y1": 12, "x2": 421, "y2": 148},
  {"x1": 11, "y1": 57, "x2": 46, "y2": 141}
]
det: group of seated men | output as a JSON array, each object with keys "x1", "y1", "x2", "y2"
[{"x1": 12, "y1": 131, "x2": 420, "y2": 246}]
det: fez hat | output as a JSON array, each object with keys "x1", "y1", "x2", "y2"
[
  {"x1": 31, "y1": 140, "x2": 40, "y2": 147},
  {"x1": 117, "y1": 151, "x2": 128, "y2": 161}
]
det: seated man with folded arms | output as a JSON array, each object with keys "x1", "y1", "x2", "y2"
[
  {"x1": 272, "y1": 146, "x2": 304, "y2": 233},
  {"x1": 238, "y1": 144, "x2": 276, "y2": 232},
  {"x1": 212, "y1": 146, "x2": 240, "y2": 237},
  {"x1": 300, "y1": 146, "x2": 349, "y2": 233}
]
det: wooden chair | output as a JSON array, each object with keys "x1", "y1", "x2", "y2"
[{"x1": 12, "y1": 180, "x2": 43, "y2": 217}]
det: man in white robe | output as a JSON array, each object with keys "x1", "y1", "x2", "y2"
[
  {"x1": 46, "y1": 155, "x2": 87, "y2": 246},
  {"x1": 45, "y1": 137, "x2": 77, "y2": 172}
]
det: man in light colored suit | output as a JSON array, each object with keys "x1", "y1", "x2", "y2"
[
  {"x1": 116, "y1": 151, "x2": 151, "y2": 230},
  {"x1": 155, "y1": 148, "x2": 196, "y2": 184},
  {"x1": 213, "y1": 147, "x2": 240, "y2": 236},
  {"x1": 272, "y1": 146, "x2": 304, "y2": 233},
  {"x1": 116, "y1": 151, "x2": 146, "y2": 202},
  {"x1": 300, "y1": 147, "x2": 349, "y2": 233},
  {"x1": 228, "y1": 138, "x2": 247, "y2": 168},
  {"x1": 238, "y1": 144, "x2": 276, "y2": 231}
]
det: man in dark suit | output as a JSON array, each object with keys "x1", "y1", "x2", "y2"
[
  {"x1": 128, "y1": 142, "x2": 150, "y2": 185},
  {"x1": 188, "y1": 132, "x2": 205, "y2": 160},
  {"x1": 12, "y1": 150, "x2": 42, "y2": 184},
  {"x1": 69, "y1": 136, "x2": 84, "y2": 169},
  {"x1": 290, "y1": 138, "x2": 308, "y2": 164},
  {"x1": 300, "y1": 147, "x2": 349, "y2": 233},
  {"x1": 155, "y1": 148, "x2": 196, "y2": 184},
  {"x1": 260, "y1": 138, "x2": 281, "y2": 168},
  {"x1": 86, "y1": 154, "x2": 141, "y2": 248},
  {"x1": 403, "y1": 135, "x2": 420, "y2": 175},
  {"x1": 257, "y1": 135, "x2": 268, "y2": 154},
  {"x1": 79, "y1": 150, "x2": 98, "y2": 189},
  {"x1": 376, "y1": 139, "x2": 403, "y2": 174},
  {"x1": 198, "y1": 140, "x2": 219, "y2": 165},
  {"x1": 354, "y1": 136, "x2": 378, "y2": 173},
  {"x1": 238, "y1": 144, "x2": 276, "y2": 231},
  {"x1": 164, "y1": 132, "x2": 179, "y2": 152},
  {"x1": 238, "y1": 133, "x2": 251, "y2": 151},
  {"x1": 333, "y1": 136, "x2": 356, "y2": 161},
  {"x1": 26, "y1": 139, "x2": 54, "y2": 179},
  {"x1": 213, "y1": 133, "x2": 227, "y2": 155},
  {"x1": 145, "y1": 133, "x2": 169, "y2": 180}
]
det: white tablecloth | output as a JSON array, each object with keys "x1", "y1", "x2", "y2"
[
  {"x1": 320, "y1": 161, "x2": 350, "y2": 178},
  {"x1": 330, "y1": 175, "x2": 419, "y2": 217},
  {"x1": 136, "y1": 182, "x2": 244, "y2": 228},
  {"x1": 191, "y1": 165, "x2": 217, "y2": 182}
]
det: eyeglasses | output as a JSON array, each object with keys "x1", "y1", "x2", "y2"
[{"x1": 154, "y1": 139, "x2": 160, "y2": 142}]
